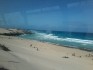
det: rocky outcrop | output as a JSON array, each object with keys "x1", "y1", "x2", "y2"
[{"x1": 0, "y1": 28, "x2": 32, "y2": 36}]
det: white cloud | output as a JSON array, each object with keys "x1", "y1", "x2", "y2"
[
  {"x1": 26, "y1": 9, "x2": 41, "y2": 13},
  {"x1": 26, "y1": 6, "x2": 60, "y2": 14},
  {"x1": 67, "y1": 2, "x2": 80, "y2": 8},
  {"x1": 67, "y1": 1, "x2": 89, "y2": 9}
]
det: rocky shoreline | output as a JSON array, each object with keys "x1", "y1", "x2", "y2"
[{"x1": 0, "y1": 28, "x2": 32, "y2": 36}]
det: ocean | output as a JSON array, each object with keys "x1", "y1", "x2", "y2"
[{"x1": 19, "y1": 30, "x2": 93, "y2": 51}]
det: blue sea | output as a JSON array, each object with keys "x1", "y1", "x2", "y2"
[{"x1": 19, "y1": 30, "x2": 93, "y2": 51}]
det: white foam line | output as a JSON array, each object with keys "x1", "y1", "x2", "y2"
[{"x1": 36, "y1": 32, "x2": 93, "y2": 45}]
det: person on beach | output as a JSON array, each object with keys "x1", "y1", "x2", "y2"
[
  {"x1": 37, "y1": 48, "x2": 38, "y2": 51},
  {"x1": 30, "y1": 44, "x2": 32, "y2": 47},
  {"x1": 72, "y1": 53, "x2": 75, "y2": 56}
]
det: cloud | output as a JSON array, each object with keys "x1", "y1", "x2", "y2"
[
  {"x1": 26, "y1": 6, "x2": 60, "y2": 14},
  {"x1": 67, "y1": 1, "x2": 90, "y2": 9},
  {"x1": 67, "y1": 2, "x2": 80, "y2": 8},
  {"x1": 86, "y1": 0, "x2": 93, "y2": 7},
  {"x1": 42, "y1": 6, "x2": 60, "y2": 11},
  {"x1": 27, "y1": 9, "x2": 41, "y2": 13}
]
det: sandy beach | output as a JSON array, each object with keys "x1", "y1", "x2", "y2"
[{"x1": 0, "y1": 28, "x2": 93, "y2": 70}]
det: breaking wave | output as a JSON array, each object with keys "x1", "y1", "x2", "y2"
[{"x1": 36, "y1": 32, "x2": 93, "y2": 45}]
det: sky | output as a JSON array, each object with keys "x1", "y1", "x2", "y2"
[{"x1": 0, "y1": 0, "x2": 93, "y2": 33}]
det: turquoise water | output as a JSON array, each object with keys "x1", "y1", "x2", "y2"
[{"x1": 19, "y1": 30, "x2": 93, "y2": 51}]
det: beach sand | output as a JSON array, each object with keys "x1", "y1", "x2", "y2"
[{"x1": 0, "y1": 28, "x2": 93, "y2": 70}]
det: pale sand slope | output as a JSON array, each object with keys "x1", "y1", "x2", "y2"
[
  {"x1": 0, "y1": 36, "x2": 93, "y2": 70},
  {"x1": 0, "y1": 29, "x2": 93, "y2": 70}
]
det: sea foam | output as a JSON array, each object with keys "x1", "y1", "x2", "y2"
[{"x1": 36, "y1": 32, "x2": 93, "y2": 45}]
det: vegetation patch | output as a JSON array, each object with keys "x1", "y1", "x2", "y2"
[
  {"x1": 0, "y1": 44, "x2": 10, "y2": 51},
  {"x1": 0, "y1": 67, "x2": 8, "y2": 70}
]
